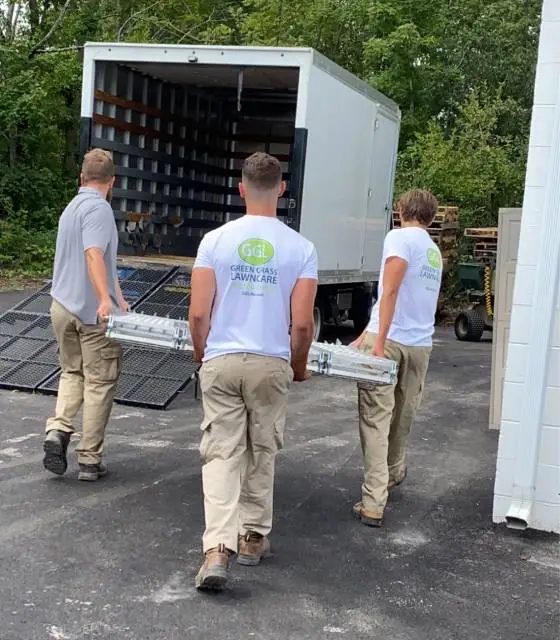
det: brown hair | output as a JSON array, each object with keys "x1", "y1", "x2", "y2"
[
  {"x1": 81, "y1": 148, "x2": 115, "y2": 184},
  {"x1": 242, "y1": 152, "x2": 282, "y2": 191},
  {"x1": 396, "y1": 189, "x2": 439, "y2": 227}
]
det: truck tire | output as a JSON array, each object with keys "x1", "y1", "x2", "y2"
[
  {"x1": 313, "y1": 303, "x2": 324, "y2": 342},
  {"x1": 454, "y1": 310, "x2": 485, "y2": 342},
  {"x1": 351, "y1": 288, "x2": 372, "y2": 335}
]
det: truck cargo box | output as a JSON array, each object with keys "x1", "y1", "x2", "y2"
[{"x1": 80, "y1": 43, "x2": 401, "y2": 336}]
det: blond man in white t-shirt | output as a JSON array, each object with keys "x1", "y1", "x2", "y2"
[
  {"x1": 189, "y1": 152, "x2": 318, "y2": 590},
  {"x1": 352, "y1": 189, "x2": 443, "y2": 527}
]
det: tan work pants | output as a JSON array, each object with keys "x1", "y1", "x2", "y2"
[
  {"x1": 198, "y1": 353, "x2": 293, "y2": 553},
  {"x1": 357, "y1": 332, "x2": 431, "y2": 516},
  {"x1": 46, "y1": 300, "x2": 122, "y2": 465}
]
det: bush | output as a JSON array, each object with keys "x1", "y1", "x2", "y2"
[{"x1": 0, "y1": 216, "x2": 57, "y2": 276}]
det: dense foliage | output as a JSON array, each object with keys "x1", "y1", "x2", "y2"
[{"x1": 0, "y1": 0, "x2": 542, "y2": 274}]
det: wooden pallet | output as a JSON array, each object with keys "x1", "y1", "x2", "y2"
[
  {"x1": 473, "y1": 237, "x2": 498, "y2": 262},
  {"x1": 474, "y1": 249, "x2": 498, "y2": 259},
  {"x1": 464, "y1": 227, "x2": 498, "y2": 239},
  {"x1": 428, "y1": 228, "x2": 459, "y2": 244},
  {"x1": 392, "y1": 209, "x2": 459, "y2": 228},
  {"x1": 393, "y1": 218, "x2": 459, "y2": 229},
  {"x1": 474, "y1": 239, "x2": 498, "y2": 249}
]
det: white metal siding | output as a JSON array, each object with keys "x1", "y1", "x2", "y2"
[{"x1": 493, "y1": 0, "x2": 560, "y2": 533}]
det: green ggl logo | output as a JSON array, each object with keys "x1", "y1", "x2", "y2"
[
  {"x1": 427, "y1": 248, "x2": 442, "y2": 269},
  {"x1": 238, "y1": 239, "x2": 275, "y2": 266}
]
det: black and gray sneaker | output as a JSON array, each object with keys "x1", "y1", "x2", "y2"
[
  {"x1": 78, "y1": 463, "x2": 108, "y2": 482},
  {"x1": 43, "y1": 429, "x2": 71, "y2": 476}
]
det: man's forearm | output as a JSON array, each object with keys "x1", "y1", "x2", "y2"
[
  {"x1": 189, "y1": 316, "x2": 211, "y2": 357},
  {"x1": 291, "y1": 326, "x2": 314, "y2": 374},
  {"x1": 86, "y1": 250, "x2": 111, "y2": 303},
  {"x1": 377, "y1": 292, "x2": 398, "y2": 344}
]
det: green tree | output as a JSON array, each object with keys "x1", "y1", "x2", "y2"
[
  {"x1": 0, "y1": 0, "x2": 545, "y2": 275},
  {"x1": 398, "y1": 91, "x2": 527, "y2": 226}
]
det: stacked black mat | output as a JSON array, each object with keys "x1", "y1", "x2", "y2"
[{"x1": 0, "y1": 264, "x2": 198, "y2": 409}]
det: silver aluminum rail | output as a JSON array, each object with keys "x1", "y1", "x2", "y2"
[{"x1": 106, "y1": 312, "x2": 398, "y2": 386}]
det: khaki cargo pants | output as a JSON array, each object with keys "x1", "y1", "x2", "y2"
[
  {"x1": 357, "y1": 332, "x2": 431, "y2": 516},
  {"x1": 46, "y1": 300, "x2": 122, "y2": 465},
  {"x1": 198, "y1": 353, "x2": 293, "y2": 553}
]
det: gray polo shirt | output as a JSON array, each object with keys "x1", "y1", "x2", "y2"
[{"x1": 50, "y1": 187, "x2": 119, "y2": 325}]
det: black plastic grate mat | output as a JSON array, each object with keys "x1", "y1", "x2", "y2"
[
  {"x1": 133, "y1": 302, "x2": 176, "y2": 318},
  {"x1": 3, "y1": 263, "x2": 202, "y2": 407},
  {"x1": 0, "y1": 359, "x2": 18, "y2": 378},
  {"x1": 115, "y1": 375, "x2": 190, "y2": 409},
  {"x1": 128, "y1": 267, "x2": 171, "y2": 284},
  {"x1": 0, "y1": 311, "x2": 40, "y2": 336},
  {"x1": 0, "y1": 336, "x2": 49, "y2": 361},
  {"x1": 21, "y1": 315, "x2": 55, "y2": 340},
  {"x1": 120, "y1": 280, "x2": 153, "y2": 304},
  {"x1": 132, "y1": 267, "x2": 191, "y2": 322},
  {"x1": 156, "y1": 351, "x2": 198, "y2": 381},
  {"x1": 165, "y1": 268, "x2": 191, "y2": 288},
  {"x1": 35, "y1": 341, "x2": 60, "y2": 365},
  {"x1": 13, "y1": 292, "x2": 53, "y2": 316},
  {"x1": 122, "y1": 348, "x2": 168, "y2": 375},
  {"x1": 117, "y1": 266, "x2": 137, "y2": 281},
  {"x1": 37, "y1": 371, "x2": 60, "y2": 395},
  {"x1": 142, "y1": 288, "x2": 188, "y2": 307},
  {"x1": 0, "y1": 361, "x2": 57, "y2": 390},
  {"x1": 115, "y1": 372, "x2": 146, "y2": 399}
]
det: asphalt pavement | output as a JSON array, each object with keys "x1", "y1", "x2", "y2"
[{"x1": 0, "y1": 290, "x2": 558, "y2": 640}]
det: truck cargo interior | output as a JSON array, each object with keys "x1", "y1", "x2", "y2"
[{"x1": 91, "y1": 61, "x2": 300, "y2": 257}]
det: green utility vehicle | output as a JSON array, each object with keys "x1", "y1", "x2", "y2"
[{"x1": 454, "y1": 262, "x2": 495, "y2": 342}]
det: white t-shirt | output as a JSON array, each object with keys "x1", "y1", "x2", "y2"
[
  {"x1": 367, "y1": 227, "x2": 442, "y2": 347},
  {"x1": 193, "y1": 215, "x2": 318, "y2": 362}
]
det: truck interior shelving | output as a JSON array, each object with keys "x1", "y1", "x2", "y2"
[{"x1": 92, "y1": 61, "x2": 300, "y2": 256}]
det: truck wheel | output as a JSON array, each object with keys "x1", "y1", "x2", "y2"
[
  {"x1": 313, "y1": 304, "x2": 324, "y2": 342},
  {"x1": 351, "y1": 288, "x2": 372, "y2": 335},
  {"x1": 455, "y1": 310, "x2": 485, "y2": 342}
]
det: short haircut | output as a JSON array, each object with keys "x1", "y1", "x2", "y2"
[
  {"x1": 242, "y1": 152, "x2": 282, "y2": 191},
  {"x1": 397, "y1": 189, "x2": 439, "y2": 227},
  {"x1": 81, "y1": 148, "x2": 115, "y2": 184}
]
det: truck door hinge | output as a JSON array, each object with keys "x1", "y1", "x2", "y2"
[
  {"x1": 288, "y1": 198, "x2": 297, "y2": 209},
  {"x1": 374, "y1": 118, "x2": 379, "y2": 130}
]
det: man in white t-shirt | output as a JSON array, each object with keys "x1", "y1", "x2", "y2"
[
  {"x1": 351, "y1": 189, "x2": 443, "y2": 527},
  {"x1": 189, "y1": 152, "x2": 318, "y2": 590}
]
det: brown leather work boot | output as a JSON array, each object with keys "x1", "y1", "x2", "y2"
[
  {"x1": 352, "y1": 502, "x2": 384, "y2": 527},
  {"x1": 237, "y1": 532, "x2": 271, "y2": 566},
  {"x1": 195, "y1": 544, "x2": 230, "y2": 591}
]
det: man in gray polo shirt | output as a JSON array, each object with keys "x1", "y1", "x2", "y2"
[{"x1": 43, "y1": 148, "x2": 128, "y2": 482}]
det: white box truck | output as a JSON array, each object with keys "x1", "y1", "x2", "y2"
[{"x1": 79, "y1": 43, "x2": 401, "y2": 339}]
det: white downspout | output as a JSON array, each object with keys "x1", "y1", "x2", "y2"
[{"x1": 505, "y1": 71, "x2": 560, "y2": 530}]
